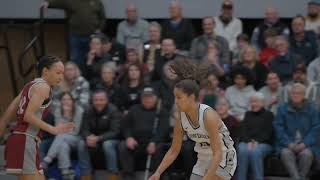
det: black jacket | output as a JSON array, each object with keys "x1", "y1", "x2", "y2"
[{"x1": 80, "y1": 104, "x2": 121, "y2": 142}]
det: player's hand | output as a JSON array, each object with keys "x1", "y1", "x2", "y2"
[
  {"x1": 148, "y1": 172, "x2": 160, "y2": 180},
  {"x1": 41, "y1": 1, "x2": 49, "y2": 9},
  {"x1": 53, "y1": 122, "x2": 74, "y2": 135}
]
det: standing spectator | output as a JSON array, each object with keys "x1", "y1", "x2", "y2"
[
  {"x1": 161, "y1": 0, "x2": 194, "y2": 51},
  {"x1": 119, "y1": 87, "x2": 169, "y2": 180},
  {"x1": 305, "y1": 0, "x2": 320, "y2": 36},
  {"x1": 259, "y1": 72, "x2": 283, "y2": 114},
  {"x1": 78, "y1": 90, "x2": 121, "y2": 180},
  {"x1": 259, "y1": 29, "x2": 278, "y2": 66},
  {"x1": 199, "y1": 72, "x2": 224, "y2": 108},
  {"x1": 101, "y1": 36, "x2": 126, "y2": 66},
  {"x1": 143, "y1": 22, "x2": 162, "y2": 79},
  {"x1": 41, "y1": 92, "x2": 84, "y2": 179},
  {"x1": 269, "y1": 36, "x2": 304, "y2": 84},
  {"x1": 290, "y1": 15, "x2": 318, "y2": 65},
  {"x1": 307, "y1": 55, "x2": 320, "y2": 82},
  {"x1": 116, "y1": 4, "x2": 149, "y2": 48},
  {"x1": 251, "y1": 7, "x2": 290, "y2": 49},
  {"x1": 225, "y1": 66, "x2": 256, "y2": 121},
  {"x1": 273, "y1": 83, "x2": 320, "y2": 180},
  {"x1": 214, "y1": 0, "x2": 243, "y2": 52},
  {"x1": 236, "y1": 45, "x2": 269, "y2": 90},
  {"x1": 41, "y1": 0, "x2": 105, "y2": 69},
  {"x1": 190, "y1": 16, "x2": 230, "y2": 64},
  {"x1": 52, "y1": 62, "x2": 90, "y2": 111},
  {"x1": 237, "y1": 92, "x2": 274, "y2": 180}
]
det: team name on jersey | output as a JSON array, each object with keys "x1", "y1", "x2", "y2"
[{"x1": 188, "y1": 133, "x2": 209, "y2": 139}]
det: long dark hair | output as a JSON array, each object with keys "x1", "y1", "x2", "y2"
[
  {"x1": 36, "y1": 55, "x2": 61, "y2": 76},
  {"x1": 59, "y1": 91, "x2": 75, "y2": 117},
  {"x1": 170, "y1": 57, "x2": 210, "y2": 99}
]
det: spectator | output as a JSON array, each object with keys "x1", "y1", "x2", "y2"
[
  {"x1": 119, "y1": 63, "x2": 144, "y2": 113},
  {"x1": 119, "y1": 87, "x2": 169, "y2": 180},
  {"x1": 282, "y1": 64, "x2": 320, "y2": 107},
  {"x1": 259, "y1": 72, "x2": 283, "y2": 114},
  {"x1": 307, "y1": 55, "x2": 320, "y2": 82},
  {"x1": 152, "y1": 38, "x2": 181, "y2": 81},
  {"x1": 251, "y1": 7, "x2": 290, "y2": 49},
  {"x1": 41, "y1": 0, "x2": 105, "y2": 69},
  {"x1": 269, "y1": 36, "x2": 304, "y2": 84},
  {"x1": 52, "y1": 62, "x2": 90, "y2": 111},
  {"x1": 237, "y1": 92, "x2": 274, "y2": 180},
  {"x1": 214, "y1": 0, "x2": 243, "y2": 52},
  {"x1": 273, "y1": 83, "x2": 320, "y2": 180},
  {"x1": 101, "y1": 36, "x2": 126, "y2": 66},
  {"x1": 161, "y1": 0, "x2": 194, "y2": 51},
  {"x1": 225, "y1": 66, "x2": 256, "y2": 121},
  {"x1": 236, "y1": 45, "x2": 269, "y2": 90},
  {"x1": 305, "y1": 0, "x2": 320, "y2": 36},
  {"x1": 78, "y1": 90, "x2": 121, "y2": 180},
  {"x1": 41, "y1": 92, "x2": 84, "y2": 179},
  {"x1": 190, "y1": 16, "x2": 230, "y2": 64},
  {"x1": 85, "y1": 35, "x2": 109, "y2": 84},
  {"x1": 116, "y1": 4, "x2": 149, "y2": 48},
  {"x1": 259, "y1": 28, "x2": 278, "y2": 66},
  {"x1": 199, "y1": 72, "x2": 224, "y2": 108},
  {"x1": 290, "y1": 15, "x2": 318, "y2": 65},
  {"x1": 232, "y1": 33, "x2": 250, "y2": 65},
  {"x1": 202, "y1": 40, "x2": 226, "y2": 77},
  {"x1": 215, "y1": 97, "x2": 239, "y2": 142},
  {"x1": 93, "y1": 63, "x2": 123, "y2": 109},
  {"x1": 143, "y1": 22, "x2": 162, "y2": 79},
  {"x1": 39, "y1": 111, "x2": 55, "y2": 163}
]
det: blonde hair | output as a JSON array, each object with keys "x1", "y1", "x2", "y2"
[{"x1": 239, "y1": 45, "x2": 259, "y2": 63}]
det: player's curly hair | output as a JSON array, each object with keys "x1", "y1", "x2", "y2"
[{"x1": 170, "y1": 57, "x2": 210, "y2": 99}]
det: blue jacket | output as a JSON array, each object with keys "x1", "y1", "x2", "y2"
[{"x1": 273, "y1": 101, "x2": 320, "y2": 158}]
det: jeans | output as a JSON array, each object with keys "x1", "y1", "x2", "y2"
[
  {"x1": 77, "y1": 139, "x2": 119, "y2": 175},
  {"x1": 39, "y1": 138, "x2": 54, "y2": 160},
  {"x1": 237, "y1": 142, "x2": 272, "y2": 180},
  {"x1": 69, "y1": 34, "x2": 90, "y2": 70},
  {"x1": 281, "y1": 148, "x2": 314, "y2": 180}
]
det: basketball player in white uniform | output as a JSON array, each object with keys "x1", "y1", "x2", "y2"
[{"x1": 149, "y1": 58, "x2": 237, "y2": 180}]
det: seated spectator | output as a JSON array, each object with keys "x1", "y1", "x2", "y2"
[
  {"x1": 117, "y1": 48, "x2": 143, "y2": 83},
  {"x1": 273, "y1": 83, "x2": 320, "y2": 180},
  {"x1": 232, "y1": 33, "x2": 250, "y2": 65},
  {"x1": 116, "y1": 4, "x2": 149, "y2": 48},
  {"x1": 101, "y1": 36, "x2": 126, "y2": 66},
  {"x1": 52, "y1": 62, "x2": 90, "y2": 111},
  {"x1": 78, "y1": 90, "x2": 121, "y2": 180},
  {"x1": 39, "y1": 111, "x2": 55, "y2": 164},
  {"x1": 119, "y1": 63, "x2": 145, "y2": 113},
  {"x1": 93, "y1": 63, "x2": 123, "y2": 109},
  {"x1": 202, "y1": 40, "x2": 226, "y2": 77},
  {"x1": 305, "y1": 0, "x2": 320, "y2": 37},
  {"x1": 199, "y1": 72, "x2": 224, "y2": 108},
  {"x1": 307, "y1": 55, "x2": 320, "y2": 82},
  {"x1": 269, "y1": 36, "x2": 304, "y2": 84},
  {"x1": 85, "y1": 34, "x2": 109, "y2": 84},
  {"x1": 152, "y1": 38, "x2": 181, "y2": 81},
  {"x1": 41, "y1": 92, "x2": 84, "y2": 179},
  {"x1": 259, "y1": 28, "x2": 278, "y2": 66},
  {"x1": 152, "y1": 61, "x2": 177, "y2": 112},
  {"x1": 214, "y1": 0, "x2": 243, "y2": 52},
  {"x1": 143, "y1": 22, "x2": 162, "y2": 82},
  {"x1": 119, "y1": 87, "x2": 169, "y2": 180},
  {"x1": 190, "y1": 16, "x2": 230, "y2": 64},
  {"x1": 259, "y1": 72, "x2": 283, "y2": 114},
  {"x1": 215, "y1": 97, "x2": 239, "y2": 142},
  {"x1": 161, "y1": 0, "x2": 194, "y2": 51},
  {"x1": 251, "y1": 7, "x2": 290, "y2": 49},
  {"x1": 289, "y1": 15, "x2": 318, "y2": 65},
  {"x1": 225, "y1": 66, "x2": 256, "y2": 121},
  {"x1": 237, "y1": 92, "x2": 274, "y2": 180},
  {"x1": 282, "y1": 64, "x2": 319, "y2": 105},
  {"x1": 235, "y1": 45, "x2": 269, "y2": 90}
]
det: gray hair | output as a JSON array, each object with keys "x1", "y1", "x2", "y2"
[
  {"x1": 290, "y1": 83, "x2": 306, "y2": 94},
  {"x1": 149, "y1": 21, "x2": 162, "y2": 33},
  {"x1": 250, "y1": 92, "x2": 265, "y2": 101}
]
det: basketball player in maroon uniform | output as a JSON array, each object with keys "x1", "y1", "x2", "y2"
[{"x1": 0, "y1": 55, "x2": 75, "y2": 180}]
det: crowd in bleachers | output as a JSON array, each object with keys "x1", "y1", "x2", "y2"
[{"x1": 34, "y1": 0, "x2": 320, "y2": 179}]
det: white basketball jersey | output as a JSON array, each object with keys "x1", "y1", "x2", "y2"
[{"x1": 180, "y1": 104, "x2": 236, "y2": 175}]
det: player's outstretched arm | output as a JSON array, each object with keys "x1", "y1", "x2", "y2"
[
  {"x1": 149, "y1": 112, "x2": 184, "y2": 180},
  {"x1": 24, "y1": 83, "x2": 74, "y2": 135},
  {"x1": 203, "y1": 109, "x2": 223, "y2": 180},
  {"x1": 0, "y1": 93, "x2": 21, "y2": 136}
]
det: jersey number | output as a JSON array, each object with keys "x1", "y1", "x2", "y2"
[{"x1": 17, "y1": 96, "x2": 27, "y2": 115}]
